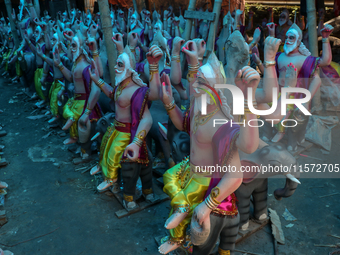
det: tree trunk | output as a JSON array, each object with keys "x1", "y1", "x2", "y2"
[
  {"x1": 204, "y1": 0, "x2": 222, "y2": 63},
  {"x1": 306, "y1": 0, "x2": 321, "y2": 110},
  {"x1": 4, "y1": 0, "x2": 19, "y2": 48},
  {"x1": 98, "y1": 0, "x2": 116, "y2": 85}
]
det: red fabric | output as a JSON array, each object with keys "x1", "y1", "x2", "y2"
[{"x1": 109, "y1": 0, "x2": 133, "y2": 8}]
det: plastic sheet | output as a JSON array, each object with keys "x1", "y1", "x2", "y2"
[{"x1": 305, "y1": 115, "x2": 339, "y2": 151}]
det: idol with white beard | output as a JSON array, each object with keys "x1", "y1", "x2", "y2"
[
  {"x1": 276, "y1": 9, "x2": 293, "y2": 42},
  {"x1": 158, "y1": 51, "x2": 260, "y2": 255},
  {"x1": 87, "y1": 46, "x2": 157, "y2": 211},
  {"x1": 53, "y1": 31, "x2": 102, "y2": 157},
  {"x1": 268, "y1": 22, "x2": 333, "y2": 150}
]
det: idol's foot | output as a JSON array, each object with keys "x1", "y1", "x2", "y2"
[
  {"x1": 97, "y1": 179, "x2": 117, "y2": 191},
  {"x1": 164, "y1": 211, "x2": 189, "y2": 230},
  {"x1": 48, "y1": 116, "x2": 59, "y2": 124},
  {"x1": 62, "y1": 118, "x2": 75, "y2": 130},
  {"x1": 122, "y1": 199, "x2": 138, "y2": 210},
  {"x1": 240, "y1": 221, "x2": 249, "y2": 230},
  {"x1": 0, "y1": 181, "x2": 8, "y2": 189},
  {"x1": 63, "y1": 137, "x2": 77, "y2": 145},
  {"x1": 271, "y1": 132, "x2": 285, "y2": 143},
  {"x1": 143, "y1": 193, "x2": 155, "y2": 203},
  {"x1": 90, "y1": 165, "x2": 101, "y2": 175},
  {"x1": 158, "y1": 241, "x2": 181, "y2": 254}
]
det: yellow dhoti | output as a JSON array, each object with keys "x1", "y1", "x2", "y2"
[
  {"x1": 49, "y1": 79, "x2": 63, "y2": 117},
  {"x1": 99, "y1": 120, "x2": 131, "y2": 181},
  {"x1": 34, "y1": 67, "x2": 45, "y2": 100},
  {"x1": 163, "y1": 158, "x2": 211, "y2": 243},
  {"x1": 63, "y1": 97, "x2": 85, "y2": 138}
]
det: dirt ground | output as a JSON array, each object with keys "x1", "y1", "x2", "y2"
[{"x1": 0, "y1": 73, "x2": 339, "y2": 255}]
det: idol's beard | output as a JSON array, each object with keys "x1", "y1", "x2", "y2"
[
  {"x1": 279, "y1": 19, "x2": 287, "y2": 27},
  {"x1": 283, "y1": 41, "x2": 298, "y2": 55},
  {"x1": 115, "y1": 69, "x2": 130, "y2": 86}
]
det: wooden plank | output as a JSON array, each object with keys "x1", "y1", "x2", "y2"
[
  {"x1": 184, "y1": 10, "x2": 216, "y2": 21},
  {"x1": 236, "y1": 219, "x2": 269, "y2": 244},
  {"x1": 114, "y1": 192, "x2": 169, "y2": 219},
  {"x1": 112, "y1": 178, "x2": 170, "y2": 219}
]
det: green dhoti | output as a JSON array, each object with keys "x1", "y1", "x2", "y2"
[
  {"x1": 34, "y1": 67, "x2": 45, "y2": 100},
  {"x1": 49, "y1": 79, "x2": 63, "y2": 117},
  {"x1": 63, "y1": 97, "x2": 85, "y2": 138}
]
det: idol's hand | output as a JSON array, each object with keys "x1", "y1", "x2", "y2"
[
  {"x1": 146, "y1": 45, "x2": 163, "y2": 65},
  {"x1": 160, "y1": 73, "x2": 173, "y2": 105},
  {"x1": 172, "y1": 36, "x2": 185, "y2": 56},
  {"x1": 235, "y1": 66, "x2": 260, "y2": 94},
  {"x1": 79, "y1": 113, "x2": 89, "y2": 128},
  {"x1": 128, "y1": 31, "x2": 139, "y2": 48},
  {"x1": 124, "y1": 143, "x2": 140, "y2": 161},
  {"x1": 264, "y1": 36, "x2": 281, "y2": 62},
  {"x1": 192, "y1": 201, "x2": 211, "y2": 226},
  {"x1": 266, "y1": 22, "x2": 275, "y2": 37},
  {"x1": 182, "y1": 40, "x2": 198, "y2": 65},
  {"x1": 53, "y1": 46, "x2": 61, "y2": 66},
  {"x1": 112, "y1": 33, "x2": 124, "y2": 52},
  {"x1": 321, "y1": 24, "x2": 334, "y2": 38}
]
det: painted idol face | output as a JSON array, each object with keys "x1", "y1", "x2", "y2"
[
  {"x1": 70, "y1": 36, "x2": 81, "y2": 62},
  {"x1": 284, "y1": 30, "x2": 298, "y2": 55},
  {"x1": 114, "y1": 53, "x2": 131, "y2": 86}
]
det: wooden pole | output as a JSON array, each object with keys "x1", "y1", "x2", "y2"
[
  {"x1": 183, "y1": 0, "x2": 197, "y2": 41},
  {"x1": 133, "y1": 0, "x2": 138, "y2": 13},
  {"x1": 4, "y1": 0, "x2": 19, "y2": 48},
  {"x1": 66, "y1": 0, "x2": 72, "y2": 18},
  {"x1": 306, "y1": 0, "x2": 321, "y2": 110},
  {"x1": 98, "y1": 0, "x2": 116, "y2": 85},
  {"x1": 204, "y1": 0, "x2": 222, "y2": 62}
]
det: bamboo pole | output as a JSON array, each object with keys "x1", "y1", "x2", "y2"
[
  {"x1": 98, "y1": 0, "x2": 116, "y2": 85},
  {"x1": 183, "y1": 0, "x2": 197, "y2": 41},
  {"x1": 133, "y1": 0, "x2": 138, "y2": 13},
  {"x1": 4, "y1": 0, "x2": 19, "y2": 48},
  {"x1": 306, "y1": 0, "x2": 321, "y2": 110},
  {"x1": 204, "y1": 0, "x2": 222, "y2": 62},
  {"x1": 66, "y1": 0, "x2": 72, "y2": 18}
]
